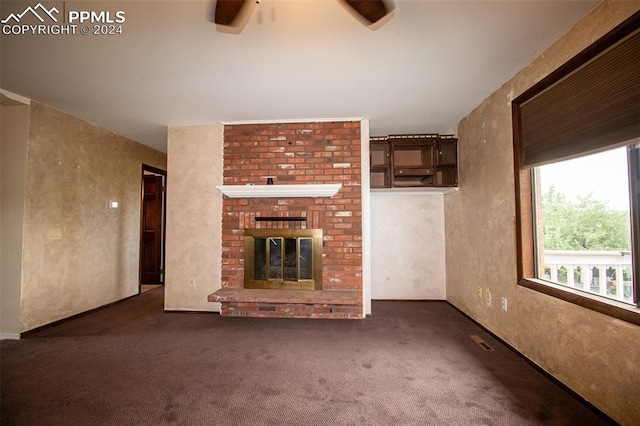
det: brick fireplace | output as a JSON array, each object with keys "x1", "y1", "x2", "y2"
[{"x1": 208, "y1": 120, "x2": 365, "y2": 319}]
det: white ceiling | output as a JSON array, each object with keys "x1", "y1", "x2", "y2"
[{"x1": 1, "y1": 0, "x2": 600, "y2": 152}]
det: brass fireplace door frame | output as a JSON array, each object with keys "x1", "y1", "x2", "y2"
[{"x1": 244, "y1": 228, "x2": 323, "y2": 290}]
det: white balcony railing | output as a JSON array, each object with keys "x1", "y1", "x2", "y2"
[{"x1": 543, "y1": 250, "x2": 633, "y2": 303}]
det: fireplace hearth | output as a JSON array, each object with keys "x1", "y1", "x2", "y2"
[{"x1": 244, "y1": 228, "x2": 323, "y2": 290}]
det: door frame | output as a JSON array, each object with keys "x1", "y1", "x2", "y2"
[{"x1": 139, "y1": 164, "x2": 167, "y2": 291}]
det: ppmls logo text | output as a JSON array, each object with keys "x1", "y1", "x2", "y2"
[{"x1": 2, "y1": 2, "x2": 126, "y2": 36}]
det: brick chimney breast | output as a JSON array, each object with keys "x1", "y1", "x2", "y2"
[{"x1": 219, "y1": 121, "x2": 363, "y2": 319}]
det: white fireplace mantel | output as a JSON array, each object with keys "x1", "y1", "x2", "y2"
[{"x1": 216, "y1": 184, "x2": 342, "y2": 198}]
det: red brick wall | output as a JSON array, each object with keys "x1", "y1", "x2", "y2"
[{"x1": 220, "y1": 121, "x2": 363, "y2": 318}]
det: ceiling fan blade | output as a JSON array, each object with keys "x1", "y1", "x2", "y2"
[
  {"x1": 343, "y1": 0, "x2": 389, "y2": 24},
  {"x1": 214, "y1": 0, "x2": 249, "y2": 26}
]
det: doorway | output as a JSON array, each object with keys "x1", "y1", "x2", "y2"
[{"x1": 139, "y1": 165, "x2": 167, "y2": 290}]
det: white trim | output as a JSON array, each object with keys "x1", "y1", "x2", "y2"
[
  {"x1": 371, "y1": 187, "x2": 458, "y2": 195},
  {"x1": 216, "y1": 184, "x2": 342, "y2": 198},
  {"x1": 0, "y1": 333, "x2": 21, "y2": 340},
  {"x1": 0, "y1": 89, "x2": 31, "y2": 105},
  {"x1": 220, "y1": 117, "x2": 364, "y2": 125},
  {"x1": 361, "y1": 120, "x2": 372, "y2": 317}
]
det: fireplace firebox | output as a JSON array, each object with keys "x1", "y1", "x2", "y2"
[{"x1": 244, "y1": 229, "x2": 323, "y2": 290}]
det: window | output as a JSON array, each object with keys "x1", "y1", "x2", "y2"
[
  {"x1": 533, "y1": 146, "x2": 634, "y2": 305},
  {"x1": 512, "y1": 11, "x2": 640, "y2": 325}
]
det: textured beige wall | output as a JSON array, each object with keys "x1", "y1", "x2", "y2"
[
  {"x1": 165, "y1": 125, "x2": 223, "y2": 312},
  {"x1": 1, "y1": 104, "x2": 30, "y2": 338},
  {"x1": 445, "y1": 3, "x2": 640, "y2": 424},
  {"x1": 19, "y1": 102, "x2": 166, "y2": 331},
  {"x1": 371, "y1": 192, "x2": 446, "y2": 300}
]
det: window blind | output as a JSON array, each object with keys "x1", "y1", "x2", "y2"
[{"x1": 514, "y1": 12, "x2": 640, "y2": 168}]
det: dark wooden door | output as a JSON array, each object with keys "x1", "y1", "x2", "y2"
[{"x1": 141, "y1": 175, "x2": 164, "y2": 284}]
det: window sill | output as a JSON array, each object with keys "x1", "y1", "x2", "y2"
[{"x1": 520, "y1": 278, "x2": 640, "y2": 326}]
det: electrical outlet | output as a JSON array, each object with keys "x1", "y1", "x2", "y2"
[
  {"x1": 484, "y1": 288, "x2": 492, "y2": 308},
  {"x1": 502, "y1": 297, "x2": 508, "y2": 312},
  {"x1": 477, "y1": 286, "x2": 483, "y2": 299},
  {"x1": 189, "y1": 279, "x2": 196, "y2": 288}
]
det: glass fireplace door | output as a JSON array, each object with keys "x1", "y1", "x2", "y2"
[{"x1": 245, "y1": 229, "x2": 322, "y2": 290}]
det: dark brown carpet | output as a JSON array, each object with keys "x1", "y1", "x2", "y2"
[{"x1": 1, "y1": 287, "x2": 611, "y2": 425}]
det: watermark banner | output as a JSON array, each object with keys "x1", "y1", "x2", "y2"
[{"x1": 1, "y1": 2, "x2": 126, "y2": 36}]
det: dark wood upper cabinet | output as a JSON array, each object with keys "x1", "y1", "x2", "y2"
[{"x1": 370, "y1": 133, "x2": 458, "y2": 189}]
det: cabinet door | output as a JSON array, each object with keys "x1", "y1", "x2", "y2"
[
  {"x1": 438, "y1": 139, "x2": 457, "y2": 166},
  {"x1": 370, "y1": 142, "x2": 388, "y2": 167},
  {"x1": 391, "y1": 137, "x2": 437, "y2": 187},
  {"x1": 370, "y1": 141, "x2": 390, "y2": 188},
  {"x1": 436, "y1": 138, "x2": 458, "y2": 187}
]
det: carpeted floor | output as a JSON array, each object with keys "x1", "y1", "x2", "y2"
[{"x1": 1, "y1": 287, "x2": 612, "y2": 425}]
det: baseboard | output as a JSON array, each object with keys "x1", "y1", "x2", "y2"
[
  {"x1": 20, "y1": 292, "x2": 140, "y2": 337},
  {"x1": 163, "y1": 309, "x2": 219, "y2": 314},
  {"x1": 446, "y1": 301, "x2": 619, "y2": 426},
  {"x1": 0, "y1": 333, "x2": 21, "y2": 340},
  {"x1": 372, "y1": 299, "x2": 445, "y2": 302}
]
